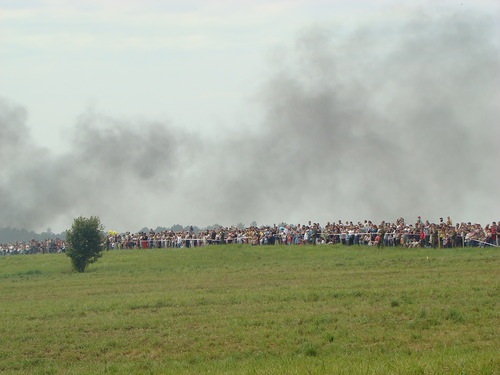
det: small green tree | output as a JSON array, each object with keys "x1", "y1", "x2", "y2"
[{"x1": 65, "y1": 216, "x2": 105, "y2": 273}]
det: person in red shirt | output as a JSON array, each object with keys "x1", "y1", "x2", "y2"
[{"x1": 419, "y1": 230, "x2": 426, "y2": 247}]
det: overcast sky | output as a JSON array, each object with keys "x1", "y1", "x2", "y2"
[
  {"x1": 3, "y1": 0, "x2": 416, "y2": 147},
  {"x1": 1, "y1": 0, "x2": 499, "y2": 233}
]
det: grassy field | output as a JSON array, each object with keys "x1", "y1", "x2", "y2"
[{"x1": 0, "y1": 244, "x2": 498, "y2": 374}]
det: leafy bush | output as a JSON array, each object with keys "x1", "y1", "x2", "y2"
[{"x1": 65, "y1": 216, "x2": 105, "y2": 273}]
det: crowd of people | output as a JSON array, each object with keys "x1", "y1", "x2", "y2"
[
  {"x1": 1, "y1": 217, "x2": 498, "y2": 256},
  {"x1": 0, "y1": 238, "x2": 65, "y2": 256}
]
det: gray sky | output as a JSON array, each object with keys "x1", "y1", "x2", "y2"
[{"x1": 1, "y1": 0, "x2": 499, "y2": 233}]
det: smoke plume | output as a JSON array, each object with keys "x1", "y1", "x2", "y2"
[
  {"x1": 0, "y1": 104, "x2": 194, "y2": 231},
  {"x1": 1, "y1": 8, "x2": 499, "y2": 232}
]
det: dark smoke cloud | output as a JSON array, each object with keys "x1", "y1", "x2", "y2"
[
  {"x1": 198, "y1": 9, "x2": 500, "y2": 225},
  {"x1": 1, "y1": 8, "x2": 499, "y2": 232},
  {"x1": 0, "y1": 102, "x2": 194, "y2": 231}
]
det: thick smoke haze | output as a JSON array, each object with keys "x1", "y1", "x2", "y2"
[
  {"x1": 1, "y1": 103, "x2": 195, "y2": 231},
  {"x1": 1, "y1": 9, "x2": 499, "y2": 233}
]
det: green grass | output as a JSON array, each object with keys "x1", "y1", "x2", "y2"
[{"x1": 0, "y1": 245, "x2": 498, "y2": 374}]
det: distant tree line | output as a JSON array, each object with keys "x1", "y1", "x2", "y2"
[
  {"x1": 0, "y1": 223, "x2": 256, "y2": 244},
  {"x1": 0, "y1": 227, "x2": 65, "y2": 243}
]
